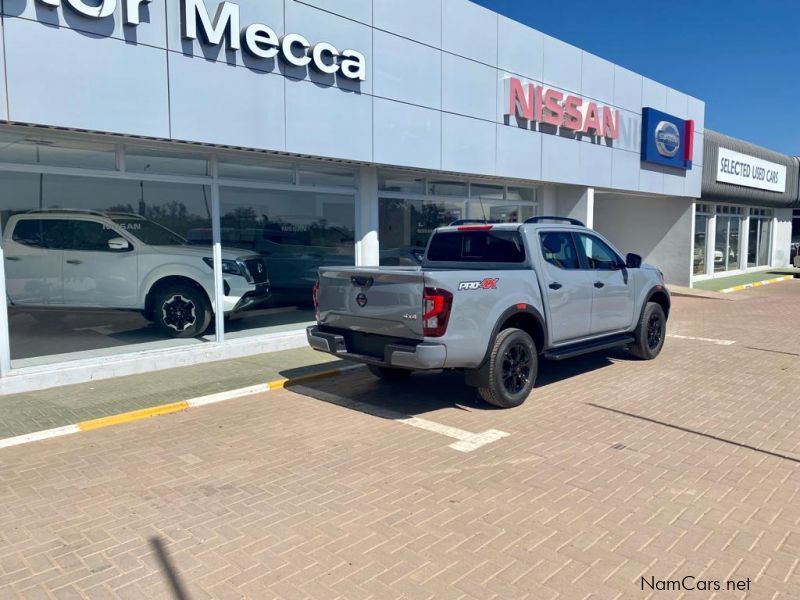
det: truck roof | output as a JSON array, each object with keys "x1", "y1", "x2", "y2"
[{"x1": 434, "y1": 219, "x2": 590, "y2": 235}]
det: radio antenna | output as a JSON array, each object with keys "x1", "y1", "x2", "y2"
[{"x1": 478, "y1": 195, "x2": 488, "y2": 223}]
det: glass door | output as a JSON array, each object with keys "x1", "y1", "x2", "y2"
[{"x1": 715, "y1": 216, "x2": 741, "y2": 272}]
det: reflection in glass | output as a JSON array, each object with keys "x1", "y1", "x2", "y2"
[
  {"x1": 0, "y1": 172, "x2": 218, "y2": 367},
  {"x1": 218, "y1": 187, "x2": 355, "y2": 337},
  {"x1": 748, "y1": 217, "x2": 772, "y2": 267},
  {"x1": 715, "y1": 216, "x2": 741, "y2": 272},
  {"x1": 693, "y1": 215, "x2": 708, "y2": 275}
]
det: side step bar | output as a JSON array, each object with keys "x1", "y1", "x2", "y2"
[{"x1": 544, "y1": 334, "x2": 634, "y2": 361}]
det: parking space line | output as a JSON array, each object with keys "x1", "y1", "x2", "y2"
[
  {"x1": 667, "y1": 334, "x2": 736, "y2": 346},
  {"x1": 291, "y1": 386, "x2": 510, "y2": 453}
]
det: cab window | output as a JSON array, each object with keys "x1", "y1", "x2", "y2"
[
  {"x1": 539, "y1": 232, "x2": 580, "y2": 270},
  {"x1": 576, "y1": 234, "x2": 621, "y2": 270}
]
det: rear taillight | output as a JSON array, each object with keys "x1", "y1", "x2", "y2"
[
  {"x1": 422, "y1": 287, "x2": 453, "y2": 337},
  {"x1": 312, "y1": 280, "x2": 320, "y2": 321}
]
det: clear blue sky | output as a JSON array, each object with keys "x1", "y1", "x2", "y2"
[{"x1": 473, "y1": 0, "x2": 799, "y2": 155}]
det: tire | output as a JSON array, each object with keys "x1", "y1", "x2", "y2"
[
  {"x1": 367, "y1": 364, "x2": 412, "y2": 382},
  {"x1": 152, "y1": 283, "x2": 211, "y2": 339},
  {"x1": 478, "y1": 328, "x2": 538, "y2": 408},
  {"x1": 629, "y1": 302, "x2": 666, "y2": 360}
]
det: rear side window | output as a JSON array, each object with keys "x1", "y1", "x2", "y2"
[
  {"x1": 427, "y1": 230, "x2": 526, "y2": 263},
  {"x1": 11, "y1": 219, "x2": 73, "y2": 249}
]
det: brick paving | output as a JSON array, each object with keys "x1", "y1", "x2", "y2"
[
  {"x1": 1, "y1": 281, "x2": 799, "y2": 599},
  {"x1": 0, "y1": 347, "x2": 344, "y2": 440}
]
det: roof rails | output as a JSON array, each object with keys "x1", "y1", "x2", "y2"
[
  {"x1": 524, "y1": 216, "x2": 585, "y2": 227},
  {"x1": 25, "y1": 208, "x2": 109, "y2": 217},
  {"x1": 449, "y1": 219, "x2": 502, "y2": 226}
]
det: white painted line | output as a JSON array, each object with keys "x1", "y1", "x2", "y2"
[
  {"x1": 186, "y1": 384, "x2": 270, "y2": 408},
  {"x1": 0, "y1": 424, "x2": 80, "y2": 449},
  {"x1": 667, "y1": 334, "x2": 736, "y2": 346},
  {"x1": 292, "y1": 386, "x2": 510, "y2": 453}
]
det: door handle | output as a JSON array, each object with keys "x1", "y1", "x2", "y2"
[
  {"x1": 594, "y1": 281, "x2": 605, "y2": 289},
  {"x1": 549, "y1": 282, "x2": 563, "y2": 290},
  {"x1": 5, "y1": 256, "x2": 20, "y2": 261},
  {"x1": 66, "y1": 259, "x2": 83, "y2": 265}
]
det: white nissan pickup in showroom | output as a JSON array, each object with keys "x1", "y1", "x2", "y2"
[{"x1": 2, "y1": 210, "x2": 269, "y2": 337}]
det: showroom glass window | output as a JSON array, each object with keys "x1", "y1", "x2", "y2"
[
  {"x1": 378, "y1": 173, "x2": 538, "y2": 266},
  {"x1": 793, "y1": 209, "x2": 800, "y2": 265},
  {"x1": 217, "y1": 161, "x2": 356, "y2": 339},
  {"x1": 0, "y1": 129, "x2": 219, "y2": 368},
  {"x1": 714, "y1": 205, "x2": 744, "y2": 273},
  {"x1": 747, "y1": 208, "x2": 773, "y2": 268},
  {"x1": 694, "y1": 204, "x2": 712, "y2": 276}
]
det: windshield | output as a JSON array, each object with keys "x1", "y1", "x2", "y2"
[{"x1": 111, "y1": 218, "x2": 187, "y2": 246}]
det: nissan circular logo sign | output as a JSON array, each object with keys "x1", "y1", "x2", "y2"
[
  {"x1": 356, "y1": 293, "x2": 368, "y2": 307},
  {"x1": 654, "y1": 121, "x2": 681, "y2": 157}
]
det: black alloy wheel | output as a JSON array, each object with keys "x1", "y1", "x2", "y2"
[{"x1": 502, "y1": 343, "x2": 532, "y2": 394}]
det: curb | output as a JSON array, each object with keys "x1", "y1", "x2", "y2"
[
  {"x1": 0, "y1": 364, "x2": 361, "y2": 451},
  {"x1": 720, "y1": 275, "x2": 794, "y2": 294}
]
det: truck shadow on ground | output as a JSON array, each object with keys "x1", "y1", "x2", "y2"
[{"x1": 282, "y1": 350, "x2": 625, "y2": 418}]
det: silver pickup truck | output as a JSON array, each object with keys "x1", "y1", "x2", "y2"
[{"x1": 307, "y1": 217, "x2": 670, "y2": 408}]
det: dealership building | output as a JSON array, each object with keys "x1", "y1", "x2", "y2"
[{"x1": 0, "y1": 0, "x2": 797, "y2": 394}]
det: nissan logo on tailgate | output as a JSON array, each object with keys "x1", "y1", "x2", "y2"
[{"x1": 356, "y1": 293, "x2": 368, "y2": 307}]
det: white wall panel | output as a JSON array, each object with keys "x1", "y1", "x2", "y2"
[
  {"x1": 4, "y1": 0, "x2": 168, "y2": 48},
  {"x1": 442, "y1": 54, "x2": 496, "y2": 121},
  {"x1": 373, "y1": 0, "x2": 441, "y2": 48},
  {"x1": 497, "y1": 15, "x2": 542, "y2": 80},
  {"x1": 579, "y1": 142, "x2": 613, "y2": 189},
  {"x1": 441, "y1": 113, "x2": 495, "y2": 176},
  {"x1": 373, "y1": 31, "x2": 441, "y2": 109},
  {"x1": 374, "y1": 98, "x2": 441, "y2": 170},
  {"x1": 541, "y1": 134, "x2": 581, "y2": 185},
  {"x1": 613, "y1": 65, "x2": 643, "y2": 114},
  {"x1": 442, "y1": 0, "x2": 497, "y2": 66},
  {"x1": 611, "y1": 149, "x2": 640, "y2": 192},
  {"x1": 642, "y1": 77, "x2": 667, "y2": 111},
  {"x1": 285, "y1": 80, "x2": 372, "y2": 162},
  {"x1": 168, "y1": 53, "x2": 285, "y2": 150},
  {"x1": 496, "y1": 124, "x2": 541, "y2": 181},
  {"x1": 581, "y1": 53, "x2": 614, "y2": 105},
  {"x1": 4, "y1": 18, "x2": 169, "y2": 137},
  {"x1": 297, "y1": 0, "x2": 372, "y2": 24},
  {"x1": 542, "y1": 35, "x2": 581, "y2": 94}
]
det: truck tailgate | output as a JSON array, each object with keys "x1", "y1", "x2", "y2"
[{"x1": 318, "y1": 267, "x2": 425, "y2": 340}]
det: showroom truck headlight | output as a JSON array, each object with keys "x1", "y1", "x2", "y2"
[{"x1": 203, "y1": 258, "x2": 252, "y2": 282}]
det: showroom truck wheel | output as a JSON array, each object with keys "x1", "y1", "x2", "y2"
[
  {"x1": 367, "y1": 364, "x2": 412, "y2": 381},
  {"x1": 153, "y1": 284, "x2": 211, "y2": 339},
  {"x1": 629, "y1": 302, "x2": 666, "y2": 360},
  {"x1": 478, "y1": 328, "x2": 537, "y2": 409}
]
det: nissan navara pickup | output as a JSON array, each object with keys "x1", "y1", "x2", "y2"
[{"x1": 308, "y1": 217, "x2": 670, "y2": 408}]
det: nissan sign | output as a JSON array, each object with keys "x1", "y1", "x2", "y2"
[{"x1": 641, "y1": 107, "x2": 694, "y2": 170}]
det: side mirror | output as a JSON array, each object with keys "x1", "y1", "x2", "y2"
[
  {"x1": 108, "y1": 237, "x2": 131, "y2": 252},
  {"x1": 626, "y1": 253, "x2": 642, "y2": 269}
]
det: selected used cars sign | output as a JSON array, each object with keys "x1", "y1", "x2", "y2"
[{"x1": 716, "y1": 148, "x2": 786, "y2": 193}]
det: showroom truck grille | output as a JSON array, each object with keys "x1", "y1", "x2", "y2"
[{"x1": 245, "y1": 259, "x2": 268, "y2": 283}]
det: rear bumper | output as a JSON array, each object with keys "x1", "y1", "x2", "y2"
[{"x1": 306, "y1": 325, "x2": 446, "y2": 370}]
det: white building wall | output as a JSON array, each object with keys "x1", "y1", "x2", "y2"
[
  {"x1": 772, "y1": 208, "x2": 793, "y2": 268},
  {"x1": 593, "y1": 194, "x2": 693, "y2": 286}
]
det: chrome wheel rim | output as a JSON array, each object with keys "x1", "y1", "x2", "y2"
[
  {"x1": 502, "y1": 343, "x2": 531, "y2": 394},
  {"x1": 162, "y1": 295, "x2": 197, "y2": 332}
]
